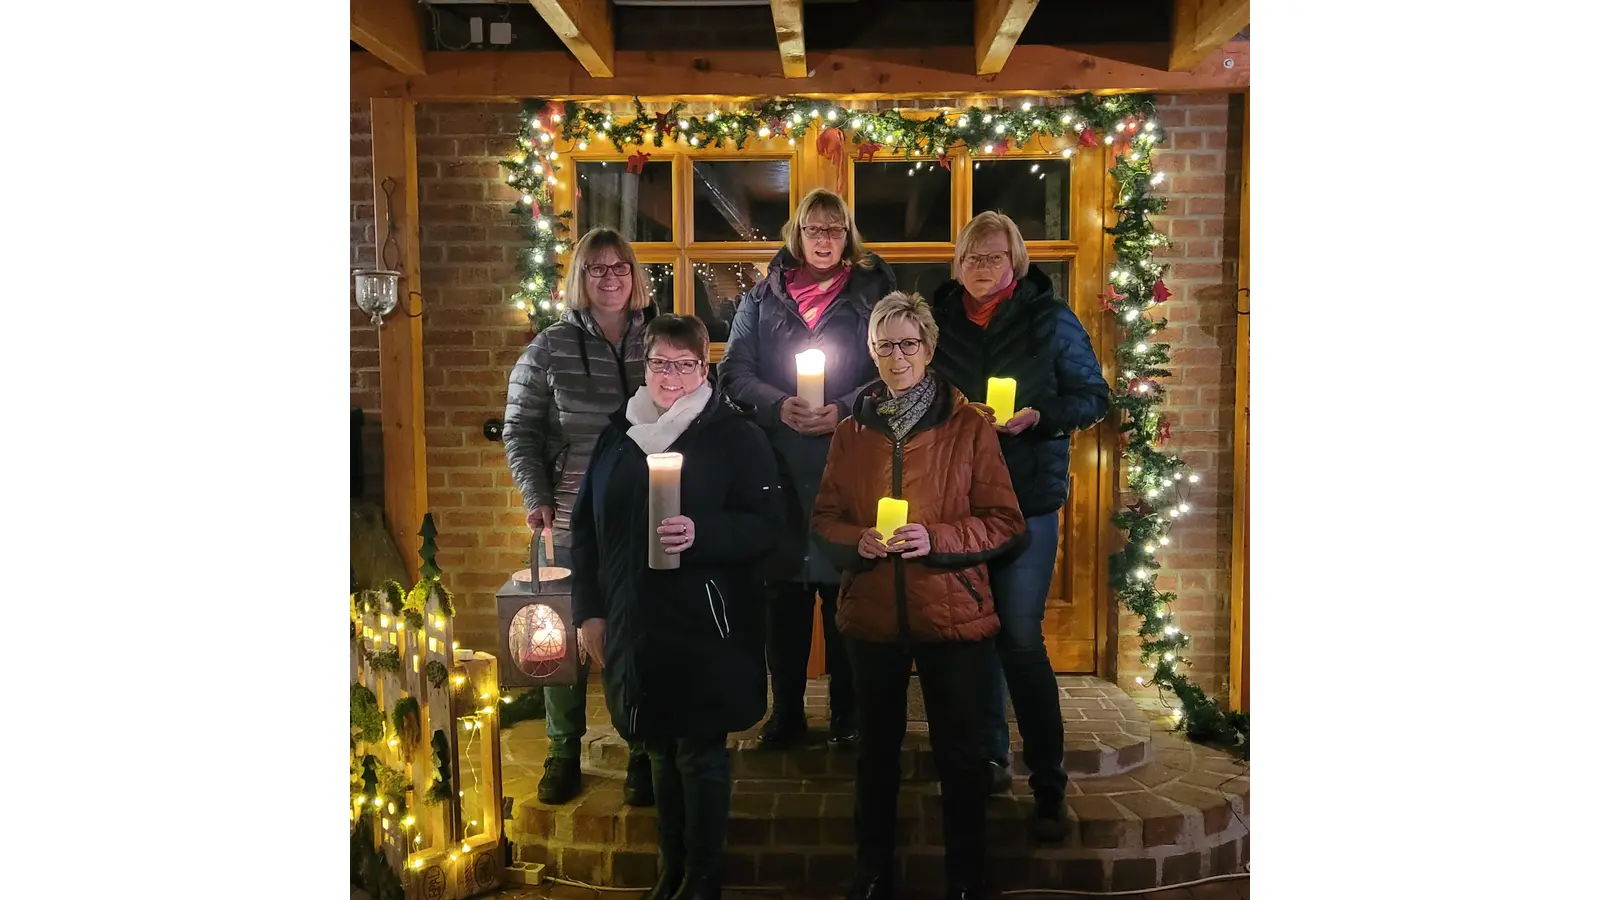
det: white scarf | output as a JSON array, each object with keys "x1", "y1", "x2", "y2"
[{"x1": 624, "y1": 382, "x2": 713, "y2": 455}]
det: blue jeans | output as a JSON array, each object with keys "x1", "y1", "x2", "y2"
[{"x1": 979, "y1": 512, "x2": 1068, "y2": 799}]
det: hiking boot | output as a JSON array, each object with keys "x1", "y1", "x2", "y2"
[
  {"x1": 1031, "y1": 793, "x2": 1066, "y2": 843},
  {"x1": 986, "y1": 759, "x2": 1012, "y2": 795},
  {"x1": 757, "y1": 716, "x2": 807, "y2": 749},
  {"x1": 536, "y1": 756, "x2": 582, "y2": 805},
  {"x1": 624, "y1": 754, "x2": 655, "y2": 807}
]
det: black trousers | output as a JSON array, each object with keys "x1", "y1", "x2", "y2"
[
  {"x1": 644, "y1": 734, "x2": 731, "y2": 876},
  {"x1": 847, "y1": 637, "x2": 991, "y2": 890},
  {"x1": 765, "y1": 582, "x2": 855, "y2": 728}
]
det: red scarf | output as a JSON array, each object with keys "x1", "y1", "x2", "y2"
[
  {"x1": 786, "y1": 266, "x2": 851, "y2": 330},
  {"x1": 962, "y1": 273, "x2": 1018, "y2": 328}
]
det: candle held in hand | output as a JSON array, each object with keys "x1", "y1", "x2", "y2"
[
  {"x1": 646, "y1": 452, "x2": 683, "y2": 570},
  {"x1": 987, "y1": 377, "x2": 1017, "y2": 425},
  {"x1": 795, "y1": 349, "x2": 826, "y2": 408},
  {"x1": 875, "y1": 498, "x2": 909, "y2": 544}
]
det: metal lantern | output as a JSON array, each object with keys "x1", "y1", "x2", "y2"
[
  {"x1": 496, "y1": 534, "x2": 580, "y2": 688},
  {"x1": 353, "y1": 268, "x2": 401, "y2": 324}
]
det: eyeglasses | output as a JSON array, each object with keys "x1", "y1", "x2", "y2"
[
  {"x1": 646, "y1": 357, "x2": 704, "y2": 375},
  {"x1": 800, "y1": 225, "x2": 849, "y2": 240},
  {"x1": 872, "y1": 338, "x2": 924, "y2": 358},
  {"x1": 583, "y1": 262, "x2": 633, "y2": 278},
  {"x1": 960, "y1": 251, "x2": 1011, "y2": 270}
]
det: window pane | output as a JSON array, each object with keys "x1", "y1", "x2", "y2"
[
  {"x1": 640, "y1": 262, "x2": 675, "y2": 316},
  {"x1": 889, "y1": 262, "x2": 954, "y2": 301},
  {"x1": 576, "y1": 161, "x2": 673, "y2": 243},
  {"x1": 692, "y1": 261, "x2": 768, "y2": 343},
  {"x1": 1030, "y1": 260, "x2": 1072, "y2": 302},
  {"x1": 972, "y1": 158, "x2": 1072, "y2": 241},
  {"x1": 693, "y1": 160, "x2": 791, "y2": 242},
  {"x1": 852, "y1": 160, "x2": 951, "y2": 243}
]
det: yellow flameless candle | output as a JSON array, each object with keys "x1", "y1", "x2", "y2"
[
  {"x1": 795, "y1": 349, "x2": 826, "y2": 408},
  {"x1": 987, "y1": 377, "x2": 1016, "y2": 425},
  {"x1": 875, "y1": 498, "x2": 909, "y2": 542}
]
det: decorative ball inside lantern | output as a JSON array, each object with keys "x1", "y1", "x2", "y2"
[{"x1": 509, "y1": 603, "x2": 567, "y2": 677}]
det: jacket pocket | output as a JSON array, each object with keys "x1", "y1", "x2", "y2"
[
  {"x1": 705, "y1": 580, "x2": 731, "y2": 639},
  {"x1": 954, "y1": 569, "x2": 985, "y2": 610}
]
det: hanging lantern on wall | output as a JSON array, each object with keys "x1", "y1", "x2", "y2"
[
  {"x1": 353, "y1": 268, "x2": 400, "y2": 324},
  {"x1": 495, "y1": 533, "x2": 580, "y2": 688}
]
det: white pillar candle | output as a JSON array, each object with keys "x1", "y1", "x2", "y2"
[
  {"x1": 646, "y1": 452, "x2": 683, "y2": 570},
  {"x1": 795, "y1": 349, "x2": 826, "y2": 408}
]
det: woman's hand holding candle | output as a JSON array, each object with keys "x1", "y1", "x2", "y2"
[
  {"x1": 886, "y1": 523, "x2": 931, "y2": 559},
  {"x1": 858, "y1": 528, "x2": 889, "y2": 559},
  {"x1": 999, "y1": 408, "x2": 1040, "y2": 435},
  {"x1": 657, "y1": 514, "x2": 696, "y2": 554}
]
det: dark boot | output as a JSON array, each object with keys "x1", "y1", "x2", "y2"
[
  {"x1": 625, "y1": 753, "x2": 656, "y2": 807},
  {"x1": 535, "y1": 756, "x2": 581, "y2": 805},
  {"x1": 757, "y1": 714, "x2": 806, "y2": 748},
  {"x1": 1031, "y1": 793, "x2": 1066, "y2": 843},
  {"x1": 845, "y1": 870, "x2": 894, "y2": 900},
  {"x1": 637, "y1": 858, "x2": 684, "y2": 900},
  {"x1": 667, "y1": 869, "x2": 720, "y2": 900}
]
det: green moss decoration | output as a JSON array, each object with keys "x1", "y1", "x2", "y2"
[
  {"x1": 425, "y1": 729, "x2": 452, "y2": 806},
  {"x1": 392, "y1": 696, "x2": 422, "y2": 760},
  {"x1": 351, "y1": 684, "x2": 384, "y2": 744},
  {"x1": 369, "y1": 649, "x2": 401, "y2": 672},
  {"x1": 383, "y1": 580, "x2": 405, "y2": 616},
  {"x1": 425, "y1": 660, "x2": 448, "y2": 690}
]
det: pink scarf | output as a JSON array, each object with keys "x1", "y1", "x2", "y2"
[{"x1": 786, "y1": 266, "x2": 851, "y2": 330}]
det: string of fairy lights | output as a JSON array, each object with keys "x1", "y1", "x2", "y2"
[{"x1": 495, "y1": 94, "x2": 1245, "y2": 751}]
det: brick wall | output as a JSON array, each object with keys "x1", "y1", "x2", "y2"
[
  {"x1": 349, "y1": 95, "x2": 1244, "y2": 693},
  {"x1": 1118, "y1": 93, "x2": 1243, "y2": 699}
]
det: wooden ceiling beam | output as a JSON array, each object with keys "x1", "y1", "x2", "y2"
[
  {"x1": 351, "y1": 42, "x2": 1249, "y2": 101},
  {"x1": 1170, "y1": 0, "x2": 1250, "y2": 72},
  {"x1": 975, "y1": 0, "x2": 1041, "y2": 75},
  {"x1": 528, "y1": 0, "x2": 616, "y2": 78},
  {"x1": 770, "y1": 0, "x2": 808, "y2": 79},
  {"x1": 351, "y1": 0, "x2": 427, "y2": 76}
]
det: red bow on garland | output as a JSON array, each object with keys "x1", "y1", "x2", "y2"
[
  {"x1": 990, "y1": 138, "x2": 1012, "y2": 157},
  {"x1": 626, "y1": 151, "x2": 651, "y2": 174},
  {"x1": 542, "y1": 101, "x2": 564, "y2": 129},
  {"x1": 1157, "y1": 417, "x2": 1173, "y2": 443},
  {"x1": 936, "y1": 151, "x2": 952, "y2": 171},
  {"x1": 653, "y1": 112, "x2": 673, "y2": 134},
  {"x1": 528, "y1": 198, "x2": 542, "y2": 218},
  {"x1": 1078, "y1": 128, "x2": 1100, "y2": 149},
  {"x1": 1151, "y1": 280, "x2": 1172, "y2": 303},
  {"x1": 1098, "y1": 283, "x2": 1126, "y2": 311}
]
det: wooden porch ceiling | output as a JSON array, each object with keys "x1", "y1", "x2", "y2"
[
  {"x1": 350, "y1": 2, "x2": 1250, "y2": 95},
  {"x1": 351, "y1": 41, "x2": 1248, "y2": 101}
]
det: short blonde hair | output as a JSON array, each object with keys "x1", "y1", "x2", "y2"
[
  {"x1": 563, "y1": 227, "x2": 652, "y2": 312},
  {"x1": 955, "y1": 211, "x2": 1029, "y2": 280},
  {"x1": 868, "y1": 291, "x2": 938, "y2": 354},
  {"x1": 783, "y1": 189, "x2": 876, "y2": 269}
]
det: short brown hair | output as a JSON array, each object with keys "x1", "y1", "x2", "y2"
[
  {"x1": 644, "y1": 314, "x2": 710, "y2": 362},
  {"x1": 783, "y1": 189, "x2": 875, "y2": 269},
  {"x1": 563, "y1": 227, "x2": 653, "y2": 312},
  {"x1": 955, "y1": 211, "x2": 1029, "y2": 280}
]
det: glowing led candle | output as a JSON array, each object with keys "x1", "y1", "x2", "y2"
[
  {"x1": 647, "y1": 452, "x2": 683, "y2": 570},
  {"x1": 795, "y1": 349, "x2": 826, "y2": 408},
  {"x1": 875, "y1": 498, "x2": 909, "y2": 544},
  {"x1": 987, "y1": 377, "x2": 1017, "y2": 425}
]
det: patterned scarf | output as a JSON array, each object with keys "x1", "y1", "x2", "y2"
[
  {"x1": 786, "y1": 266, "x2": 851, "y2": 330},
  {"x1": 873, "y1": 372, "x2": 937, "y2": 442}
]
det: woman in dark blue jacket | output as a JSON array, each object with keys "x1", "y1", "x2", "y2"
[
  {"x1": 719, "y1": 188, "x2": 896, "y2": 747},
  {"x1": 571, "y1": 314, "x2": 784, "y2": 900},
  {"x1": 929, "y1": 211, "x2": 1111, "y2": 843}
]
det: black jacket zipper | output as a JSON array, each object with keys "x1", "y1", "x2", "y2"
[{"x1": 892, "y1": 436, "x2": 910, "y2": 644}]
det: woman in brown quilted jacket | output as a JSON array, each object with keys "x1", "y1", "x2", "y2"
[{"x1": 812, "y1": 291, "x2": 1026, "y2": 900}]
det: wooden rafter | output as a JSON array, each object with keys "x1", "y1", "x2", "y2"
[
  {"x1": 351, "y1": 0, "x2": 427, "y2": 76},
  {"x1": 1169, "y1": 0, "x2": 1249, "y2": 72},
  {"x1": 770, "y1": 0, "x2": 808, "y2": 79},
  {"x1": 975, "y1": 0, "x2": 1040, "y2": 75},
  {"x1": 1229, "y1": 93, "x2": 1250, "y2": 714},
  {"x1": 351, "y1": 43, "x2": 1249, "y2": 101},
  {"x1": 528, "y1": 0, "x2": 615, "y2": 78}
]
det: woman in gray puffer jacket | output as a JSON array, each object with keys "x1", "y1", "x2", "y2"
[{"x1": 502, "y1": 227, "x2": 657, "y2": 808}]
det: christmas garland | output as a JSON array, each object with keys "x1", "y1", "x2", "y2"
[{"x1": 498, "y1": 93, "x2": 1245, "y2": 752}]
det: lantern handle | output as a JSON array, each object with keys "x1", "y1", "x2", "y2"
[{"x1": 528, "y1": 529, "x2": 557, "y2": 592}]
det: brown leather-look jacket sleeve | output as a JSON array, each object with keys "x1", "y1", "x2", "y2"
[
  {"x1": 924, "y1": 408, "x2": 1027, "y2": 568},
  {"x1": 810, "y1": 420, "x2": 877, "y2": 573}
]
